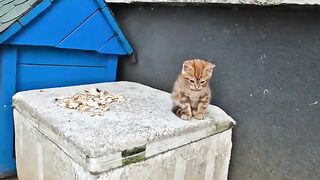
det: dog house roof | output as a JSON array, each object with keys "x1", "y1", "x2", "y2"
[{"x1": 0, "y1": 0, "x2": 133, "y2": 55}]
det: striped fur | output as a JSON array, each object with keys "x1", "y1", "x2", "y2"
[{"x1": 172, "y1": 59, "x2": 215, "y2": 120}]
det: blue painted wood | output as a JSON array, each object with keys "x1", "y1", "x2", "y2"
[
  {"x1": 18, "y1": 0, "x2": 51, "y2": 26},
  {"x1": 7, "y1": 0, "x2": 99, "y2": 46},
  {"x1": 16, "y1": 56, "x2": 118, "y2": 91},
  {"x1": 100, "y1": 6, "x2": 133, "y2": 55},
  {"x1": 0, "y1": 1, "x2": 132, "y2": 175},
  {"x1": 1, "y1": 0, "x2": 133, "y2": 56},
  {"x1": 98, "y1": 35, "x2": 128, "y2": 55},
  {"x1": 0, "y1": 45, "x2": 118, "y2": 175},
  {"x1": 95, "y1": 0, "x2": 106, "y2": 8},
  {"x1": 18, "y1": 46, "x2": 111, "y2": 67},
  {"x1": 56, "y1": 10, "x2": 114, "y2": 51},
  {"x1": 0, "y1": 21, "x2": 21, "y2": 43},
  {"x1": 0, "y1": 47, "x2": 17, "y2": 176}
]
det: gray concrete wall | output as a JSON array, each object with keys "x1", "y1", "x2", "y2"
[{"x1": 111, "y1": 3, "x2": 320, "y2": 180}]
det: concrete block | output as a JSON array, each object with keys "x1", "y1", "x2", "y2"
[{"x1": 13, "y1": 81, "x2": 236, "y2": 180}]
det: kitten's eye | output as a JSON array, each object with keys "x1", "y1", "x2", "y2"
[
  {"x1": 189, "y1": 79, "x2": 195, "y2": 83},
  {"x1": 200, "y1": 80, "x2": 207, "y2": 84}
]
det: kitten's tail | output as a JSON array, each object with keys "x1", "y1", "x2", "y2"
[{"x1": 172, "y1": 106, "x2": 182, "y2": 118}]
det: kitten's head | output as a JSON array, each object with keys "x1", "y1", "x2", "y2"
[{"x1": 181, "y1": 59, "x2": 215, "y2": 91}]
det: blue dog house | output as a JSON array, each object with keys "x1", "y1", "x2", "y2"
[{"x1": 0, "y1": 0, "x2": 133, "y2": 177}]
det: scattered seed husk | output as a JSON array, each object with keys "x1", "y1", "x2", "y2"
[{"x1": 55, "y1": 88, "x2": 125, "y2": 116}]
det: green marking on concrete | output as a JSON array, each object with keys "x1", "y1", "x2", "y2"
[
  {"x1": 121, "y1": 145, "x2": 146, "y2": 165},
  {"x1": 208, "y1": 121, "x2": 235, "y2": 138},
  {"x1": 122, "y1": 152, "x2": 146, "y2": 166},
  {"x1": 121, "y1": 145, "x2": 146, "y2": 158}
]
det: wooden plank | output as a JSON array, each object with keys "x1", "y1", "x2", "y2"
[
  {"x1": 18, "y1": 0, "x2": 51, "y2": 26},
  {"x1": 7, "y1": 0, "x2": 99, "y2": 46},
  {"x1": 98, "y1": 35, "x2": 128, "y2": 55},
  {"x1": 56, "y1": 10, "x2": 114, "y2": 52},
  {"x1": 0, "y1": 46, "x2": 17, "y2": 174},
  {"x1": 100, "y1": 6, "x2": 133, "y2": 55},
  {"x1": 0, "y1": 21, "x2": 22, "y2": 43},
  {"x1": 18, "y1": 46, "x2": 112, "y2": 67},
  {"x1": 95, "y1": 0, "x2": 106, "y2": 8},
  {"x1": 0, "y1": 18, "x2": 17, "y2": 32},
  {"x1": 0, "y1": 0, "x2": 47, "y2": 40},
  {"x1": 16, "y1": 57, "x2": 118, "y2": 91}
]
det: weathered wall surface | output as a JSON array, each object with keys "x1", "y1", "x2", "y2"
[{"x1": 111, "y1": 4, "x2": 320, "y2": 180}]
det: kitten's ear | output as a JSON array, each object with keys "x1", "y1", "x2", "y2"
[
  {"x1": 182, "y1": 60, "x2": 193, "y2": 73},
  {"x1": 208, "y1": 63, "x2": 216, "y2": 71},
  {"x1": 205, "y1": 62, "x2": 216, "y2": 76}
]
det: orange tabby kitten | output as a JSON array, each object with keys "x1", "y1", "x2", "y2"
[{"x1": 171, "y1": 59, "x2": 215, "y2": 120}]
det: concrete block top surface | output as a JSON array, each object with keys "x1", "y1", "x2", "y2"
[{"x1": 13, "y1": 81, "x2": 235, "y2": 172}]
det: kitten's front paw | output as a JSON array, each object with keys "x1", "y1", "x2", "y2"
[
  {"x1": 181, "y1": 114, "x2": 191, "y2": 120},
  {"x1": 194, "y1": 113, "x2": 205, "y2": 120},
  {"x1": 192, "y1": 110, "x2": 197, "y2": 116}
]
